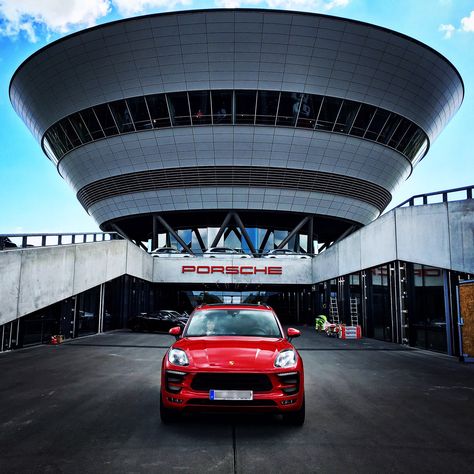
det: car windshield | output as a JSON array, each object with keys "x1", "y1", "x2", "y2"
[{"x1": 185, "y1": 309, "x2": 282, "y2": 337}]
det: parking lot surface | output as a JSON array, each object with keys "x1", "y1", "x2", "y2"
[{"x1": 1, "y1": 329, "x2": 473, "y2": 473}]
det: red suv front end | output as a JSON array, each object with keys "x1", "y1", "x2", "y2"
[{"x1": 160, "y1": 304, "x2": 305, "y2": 425}]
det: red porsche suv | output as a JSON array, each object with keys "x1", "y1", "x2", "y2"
[{"x1": 160, "y1": 304, "x2": 305, "y2": 425}]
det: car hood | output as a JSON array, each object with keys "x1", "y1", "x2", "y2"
[{"x1": 173, "y1": 337, "x2": 293, "y2": 370}]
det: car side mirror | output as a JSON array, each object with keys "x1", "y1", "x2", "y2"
[
  {"x1": 287, "y1": 327, "x2": 300, "y2": 341},
  {"x1": 169, "y1": 326, "x2": 182, "y2": 340}
]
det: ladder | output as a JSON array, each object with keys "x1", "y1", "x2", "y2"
[
  {"x1": 329, "y1": 297, "x2": 340, "y2": 324},
  {"x1": 350, "y1": 297, "x2": 359, "y2": 326}
]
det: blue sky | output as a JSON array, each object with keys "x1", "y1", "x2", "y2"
[{"x1": 0, "y1": 0, "x2": 473, "y2": 234}]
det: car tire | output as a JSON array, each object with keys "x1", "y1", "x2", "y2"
[
  {"x1": 282, "y1": 396, "x2": 305, "y2": 426},
  {"x1": 160, "y1": 391, "x2": 180, "y2": 424}
]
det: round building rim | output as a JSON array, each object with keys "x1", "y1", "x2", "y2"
[{"x1": 9, "y1": 7, "x2": 465, "y2": 100}]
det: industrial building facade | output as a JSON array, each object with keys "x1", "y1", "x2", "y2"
[{"x1": 2, "y1": 9, "x2": 472, "y2": 358}]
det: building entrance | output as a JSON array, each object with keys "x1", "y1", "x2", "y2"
[{"x1": 152, "y1": 284, "x2": 314, "y2": 325}]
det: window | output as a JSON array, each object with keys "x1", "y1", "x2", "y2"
[
  {"x1": 48, "y1": 123, "x2": 73, "y2": 155},
  {"x1": 189, "y1": 91, "x2": 212, "y2": 125},
  {"x1": 93, "y1": 104, "x2": 119, "y2": 136},
  {"x1": 298, "y1": 94, "x2": 322, "y2": 129},
  {"x1": 60, "y1": 118, "x2": 81, "y2": 147},
  {"x1": 377, "y1": 114, "x2": 401, "y2": 145},
  {"x1": 211, "y1": 90, "x2": 233, "y2": 124},
  {"x1": 167, "y1": 92, "x2": 191, "y2": 126},
  {"x1": 127, "y1": 97, "x2": 152, "y2": 130},
  {"x1": 334, "y1": 100, "x2": 359, "y2": 134},
  {"x1": 316, "y1": 97, "x2": 342, "y2": 131},
  {"x1": 41, "y1": 89, "x2": 426, "y2": 164},
  {"x1": 364, "y1": 108, "x2": 390, "y2": 140},
  {"x1": 80, "y1": 109, "x2": 105, "y2": 140},
  {"x1": 256, "y1": 91, "x2": 279, "y2": 125},
  {"x1": 109, "y1": 100, "x2": 134, "y2": 133},
  {"x1": 349, "y1": 104, "x2": 376, "y2": 137},
  {"x1": 277, "y1": 92, "x2": 301, "y2": 126},
  {"x1": 235, "y1": 90, "x2": 256, "y2": 124},
  {"x1": 146, "y1": 94, "x2": 171, "y2": 128},
  {"x1": 69, "y1": 113, "x2": 92, "y2": 143}
]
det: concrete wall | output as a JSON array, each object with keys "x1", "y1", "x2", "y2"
[
  {"x1": 1, "y1": 199, "x2": 473, "y2": 327},
  {"x1": 0, "y1": 240, "x2": 150, "y2": 326},
  {"x1": 313, "y1": 200, "x2": 474, "y2": 282}
]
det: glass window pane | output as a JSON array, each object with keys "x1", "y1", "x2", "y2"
[
  {"x1": 297, "y1": 94, "x2": 322, "y2": 129},
  {"x1": 277, "y1": 92, "x2": 301, "y2": 126},
  {"x1": 69, "y1": 113, "x2": 92, "y2": 143},
  {"x1": 377, "y1": 114, "x2": 401, "y2": 145},
  {"x1": 411, "y1": 136, "x2": 428, "y2": 165},
  {"x1": 45, "y1": 128, "x2": 66, "y2": 158},
  {"x1": 404, "y1": 129, "x2": 425, "y2": 160},
  {"x1": 54, "y1": 123, "x2": 73, "y2": 153},
  {"x1": 167, "y1": 92, "x2": 191, "y2": 126},
  {"x1": 80, "y1": 109, "x2": 105, "y2": 140},
  {"x1": 127, "y1": 97, "x2": 152, "y2": 130},
  {"x1": 146, "y1": 94, "x2": 171, "y2": 128},
  {"x1": 389, "y1": 119, "x2": 411, "y2": 149},
  {"x1": 364, "y1": 109, "x2": 390, "y2": 140},
  {"x1": 109, "y1": 100, "x2": 134, "y2": 133},
  {"x1": 235, "y1": 90, "x2": 256, "y2": 124},
  {"x1": 43, "y1": 137, "x2": 59, "y2": 164},
  {"x1": 211, "y1": 90, "x2": 232, "y2": 124},
  {"x1": 334, "y1": 100, "x2": 358, "y2": 133},
  {"x1": 60, "y1": 118, "x2": 81, "y2": 147},
  {"x1": 93, "y1": 104, "x2": 119, "y2": 136},
  {"x1": 316, "y1": 97, "x2": 342, "y2": 131},
  {"x1": 349, "y1": 104, "x2": 376, "y2": 137},
  {"x1": 189, "y1": 91, "x2": 212, "y2": 125},
  {"x1": 256, "y1": 91, "x2": 279, "y2": 125}
]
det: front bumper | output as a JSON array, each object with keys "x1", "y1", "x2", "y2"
[{"x1": 161, "y1": 369, "x2": 304, "y2": 413}]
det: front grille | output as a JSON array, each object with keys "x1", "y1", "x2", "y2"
[
  {"x1": 188, "y1": 399, "x2": 277, "y2": 407},
  {"x1": 191, "y1": 373, "x2": 272, "y2": 392}
]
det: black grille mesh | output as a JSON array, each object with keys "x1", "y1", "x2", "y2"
[{"x1": 191, "y1": 373, "x2": 273, "y2": 392}]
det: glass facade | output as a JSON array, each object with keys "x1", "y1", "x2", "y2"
[
  {"x1": 1, "y1": 260, "x2": 470, "y2": 356},
  {"x1": 314, "y1": 262, "x2": 470, "y2": 355},
  {"x1": 43, "y1": 90, "x2": 428, "y2": 165},
  {"x1": 152, "y1": 285, "x2": 314, "y2": 325}
]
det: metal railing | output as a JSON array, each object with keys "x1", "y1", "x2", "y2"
[
  {"x1": 396, "y1": 185, "x2": 473, "y2": 208},
  {"x1": 0, "y1": 232, "x2": 123, "y2": 250}
]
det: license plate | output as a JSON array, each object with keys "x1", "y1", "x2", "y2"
[{"x1": 209, "y1": 390, "x2": 253, "y2": 401}]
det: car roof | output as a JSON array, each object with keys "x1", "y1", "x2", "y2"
[{"x1": 195, "y1": 303, "x2": 272, "y2": 311}]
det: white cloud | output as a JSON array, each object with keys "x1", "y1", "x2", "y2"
[
  {"x1": 112, "y1": 0, "x2": 193, "y2": 16},
  {"x1": 214, "y1": 0, "x2": 350, "y2": 11},
  {"x1": 0, "y1": 0, "x2": 110, "y2": 42},
  {"x1": 439, "y1": 23, "x2": 455, "y2": 39},
  {"x1": 460, "y1": 10, "x2": 474, "y2": 32},
  {"x1": 215, "y1": 0, "x2": 245, "y2": 7},
  {"x1": 264, "y1": 0, "x2": 350, "y2": 11},
  {"x1": 438, "y1": 9, "x2": 474, "y2": 39}
]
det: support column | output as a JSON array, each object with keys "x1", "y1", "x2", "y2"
[
  {"x1": 232, "y1": 212, "x2": 257, "y2": 256},
  {"x1": 152, "y1": 215, "x2": 158, "y2": 251},
  {"x1": 275, "y1": 216, "x2": 310, "y2": 250},
  {"x1": 307, "y1": 217, "x2": 314, "y2": 254},
  {"x1": 211, "y1": 212, "x2": 233, "y2": 248},
  {"x1": 156, "y1": 215, "x2": 194, "y2": 255}
]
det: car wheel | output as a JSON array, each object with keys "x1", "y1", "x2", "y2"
[
  {"x1": 282, "y1": 396, "x2": 305, "y2": 426},
  {"x1": 160, "y1": 391, "x2": 180, "y2": 424}
]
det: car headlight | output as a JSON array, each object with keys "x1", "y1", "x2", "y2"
[
  {"x1": 274, "y1": 349, "x2": 297, "y2": 368},
  {"x1": 168, "y1": 348, "x2": 189, "y2": 366}
]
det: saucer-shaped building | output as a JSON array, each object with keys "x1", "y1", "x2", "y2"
[{"x1": 10, "y1": 9, "x2": 463, "y2": 254}]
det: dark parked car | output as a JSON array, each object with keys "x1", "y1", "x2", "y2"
[{"x1": 129, "y1": 311, "x2": 186, "y2": 333}]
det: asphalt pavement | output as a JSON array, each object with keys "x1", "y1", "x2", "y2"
[{"x1": 1, "y1": 329, "x2": 473, "y2": 473}]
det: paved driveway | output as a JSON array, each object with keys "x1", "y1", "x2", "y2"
[{"x1": 1, "y1": 329, "x2": 473, "y2": 473}]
